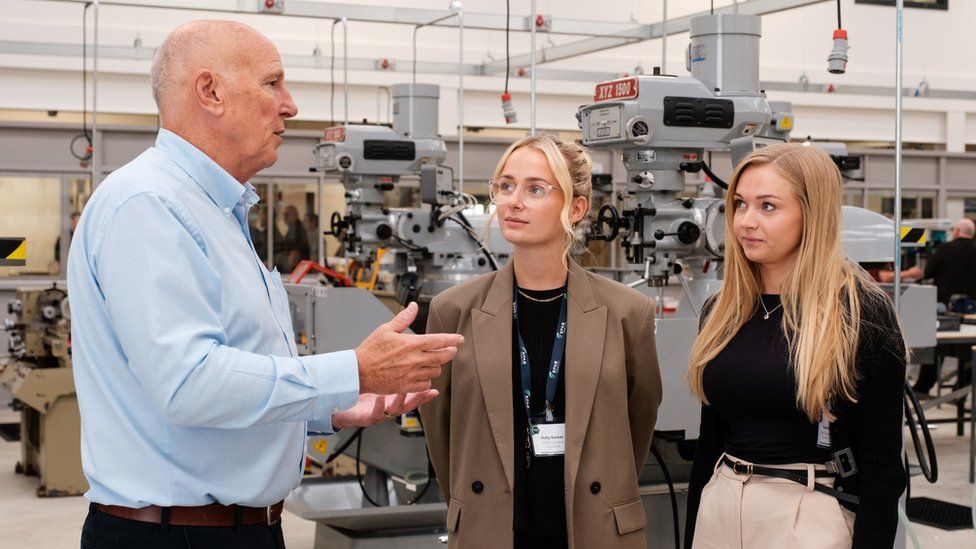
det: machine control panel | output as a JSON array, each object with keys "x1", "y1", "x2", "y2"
[{"x1": 585, "y1": 104, "x2": 623, "y2": 144}]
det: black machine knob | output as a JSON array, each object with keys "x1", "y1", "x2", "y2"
[
  {"x1": 375, "y1": 223, "x2": 393, "y2": 240},
  {"x1": 653, "y1": 221, "x2": 702, "y2": 245}
]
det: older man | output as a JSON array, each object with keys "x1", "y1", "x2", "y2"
[
  {"x1": 880, "y1": 217, "x2": 976, "y2": 397},
  {"x1": 68, "y1": 20, "x2": 461, "y2": 548}
]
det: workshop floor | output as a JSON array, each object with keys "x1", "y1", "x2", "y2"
[{"x1": 1, "y1": 385, "x2": 975, "y2": 548}]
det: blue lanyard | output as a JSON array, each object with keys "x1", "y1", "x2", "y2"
[{"x1": 513, "y1": 286, "x2": 568, "y2": 424}]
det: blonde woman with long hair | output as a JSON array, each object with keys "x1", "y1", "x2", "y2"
[
  {"x1": 684, "y1": 143, "x2": 907, "y2": 549},
  {"x1": 420, "y1": 135, "x2": 662, "y2": 548}
]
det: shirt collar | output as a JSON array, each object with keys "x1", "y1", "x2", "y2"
[{"x1": 155, "y1": 128, "x2": 247, "y2": 214}]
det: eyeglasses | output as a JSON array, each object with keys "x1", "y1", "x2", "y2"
[{"x1": 488, "y1": 178, "x2": 558, "y2": 203}]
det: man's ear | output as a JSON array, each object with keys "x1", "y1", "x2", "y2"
[{"x1": 192, "y1": 69, "x2": 224, "y2": 116}]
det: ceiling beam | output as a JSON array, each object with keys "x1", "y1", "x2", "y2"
[
  {"x1": 481, "y1": 0, "x2": 831, "y2": 75},
  {"x1": 35, "y1": 0, "x2": 655, "y2": 37}
]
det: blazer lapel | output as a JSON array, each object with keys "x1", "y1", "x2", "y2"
[
  {"x1": 564, "y1": 260, "x2": 607, "y2": 492},
  {"x1": 472, "y1": 261, "x2": 516, "y2": 492}
]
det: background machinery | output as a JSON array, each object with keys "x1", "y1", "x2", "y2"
[{"x1": 0, "y1": 285, "x2": 85, "y2": 497}]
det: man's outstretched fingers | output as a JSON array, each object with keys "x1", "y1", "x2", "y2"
[
  {"x1": 414, "y1": 332, "x2": 464, "y2": 351},
  {"x1": 402, "y1": 389, "x2": 439, "y2": 411},
  {"x1": 385, "y1": 393, "x2": 407, "y2": 416},
  {"x1": 387, "y1": 302, "x2": 419, "y2": 334}
]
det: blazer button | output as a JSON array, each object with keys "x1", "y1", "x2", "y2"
[
  {"x1": 471, "y1": 481, "x2": 484, "y2": 494},
  {"x1": 590, "y1": 482, "x2": 601, "y2": 495}
]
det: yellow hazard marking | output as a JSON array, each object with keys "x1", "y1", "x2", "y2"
[
  {"x1": 312, "y1": 439, "x2": 328, "y2": 454},
  {"x1": 900, "y1": 227, "x2": 927, "y2": 244},
  {"x1": 8, "y1": 240, "x2": 26, "y2": 260}
]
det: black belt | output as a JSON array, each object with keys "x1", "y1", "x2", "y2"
[{"x1": 721, "y1": 456, "x2": 860, "y2": 505}]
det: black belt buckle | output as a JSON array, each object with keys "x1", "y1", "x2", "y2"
[{"x1": 827, "y1": 448, "x2": 857, "y2": 478}]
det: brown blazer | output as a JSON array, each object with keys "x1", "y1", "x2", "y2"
[{"x1": 419, "y1": 259, "x2": 662, "y2": 549}]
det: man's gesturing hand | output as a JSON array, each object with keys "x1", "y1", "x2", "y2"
[
  {"x1": 355, "y1": 302, "x2": 463, "y2": 394},
  {"x1": 331, "y1": 390, "x2": 439, "y2": 430}
]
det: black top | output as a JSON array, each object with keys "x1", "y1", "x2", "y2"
[
  {"x1": 686, "y1": 290, "x2": 907, "y2": 549},
  {"x1": 701, "y1": 295, "x2": 831, "y2": 465},
  {"x1": 923, "y1": 236, "x2": 976, "y2": 303},
  {"x1": 511, "y1": 283, "x2": 568, "y2": 542}
]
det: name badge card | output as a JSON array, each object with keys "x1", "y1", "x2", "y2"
[{"x1": 530, "y1": 422, "x2": 566, "y2": 457}]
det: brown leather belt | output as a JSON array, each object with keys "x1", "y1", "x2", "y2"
[{"x1": 94, "y1": 501, "x2": 284, "y2": 527}]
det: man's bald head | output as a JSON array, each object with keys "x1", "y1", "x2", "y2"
[
  {"x1": 149, "y1": 20, "x2": 297, "y2": 183},
  {"x1": 150, "y1": 20, "x2": 272, "y2": 116},
  {"x1": 955, "y1": 218, "x2": 975, "y2": 238}
]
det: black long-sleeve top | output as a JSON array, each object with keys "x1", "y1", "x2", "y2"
[
  {"x1": 685, "y1": 291, "x2": 907, "y2": 549},
  {"x1": 511, "y1": 284, "x2": 569, "y2": 545}
]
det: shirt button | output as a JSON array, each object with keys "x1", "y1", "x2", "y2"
[
  {"x1": 590, "y1": 481, "x2": 601, "y2": 494},
  {"x1": 471, "y1": 480, "x2": 484, "y2": 494},
  {"x1": 224, "y1": 207, "x2": 231, "y2": 216}
]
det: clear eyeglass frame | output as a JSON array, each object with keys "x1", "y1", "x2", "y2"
[{"x1": 487, "y1": 178, "x2": 558, "y2": 203}]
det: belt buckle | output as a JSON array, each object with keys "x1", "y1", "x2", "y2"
[
  {"x1": 267, "y1": 505, "x2": 273, "y2": 526},
  {"x1": 731, "y1": 460, "x2": 753, "y2": 475},
  {"x1": 827, "y1": 448, "x2": 858, "y2": 478}
]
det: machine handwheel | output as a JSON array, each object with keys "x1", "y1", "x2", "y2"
[
  {"x1": 593, "y1": 204, "x2": 621, "y2": 242},
  {"x1": 325, "y1": 211, "x2": 346, "y2": 236}
]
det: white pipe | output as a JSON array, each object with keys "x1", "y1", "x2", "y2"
[
  {"x1": 317, "y1": 173, "x2": 324, "y2": 265},
  {"x1": 376, "y1": 86, "x2": 390, "y2": 123},
  {"x1": 530, "y1": 0, "x2": 537, "y2": 135},
  {"x1": 894, "y1": 0, "x2": 904, "y2": 310},
  {"x1": 92, "y1": 0, "x2": 99, "y2": 186},
  {"x1": 341, "y1": 16, "x2": 348, "y2": 125},
  {"x1": 458, "y1": 6, "x2": 465, "y2": 194},
  {"x1": 661, "y1": 0, "x2": 667, "y2": 73}
]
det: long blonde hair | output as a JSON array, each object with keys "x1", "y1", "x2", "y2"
[
  {"x1": 686, "y1": 143, "x2": 891, "y2": 421},
  {"x1": 490, "y1": 134, "x2": 592, "y2": 264}
]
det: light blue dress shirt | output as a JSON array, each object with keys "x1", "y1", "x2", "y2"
[{"x1": 68, "y1": 129, "x2": 359, "y2": 508}]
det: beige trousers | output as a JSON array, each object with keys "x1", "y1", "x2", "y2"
[{"x1": 692, "y1": 453, "x2": 855, "y2": 549}]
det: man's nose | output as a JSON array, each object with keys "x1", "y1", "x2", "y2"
[{"x1": 281, "y1": 85, "x2": 298, "y2": 118}]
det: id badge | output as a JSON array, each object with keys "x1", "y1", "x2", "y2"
[
  {"x1": 817, "y1": 413, "x2": 832, "y2": 449},
  {"x1": 530, "y1": 422, "x2": 566, "y2": 457}
]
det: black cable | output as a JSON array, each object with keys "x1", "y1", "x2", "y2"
[
  {"x1": 73, "y1": 3, "x2": 93, "y2": 163},
  {"x1": 324, "y1": 428, "x2": 362, "y2": 463},
  {"x1": 701, "y1": 162, "x2": 729, "y2": 190},
  {"x1": 454, "y1": 212, "x2": 499, "y2": 271},
  {"x1": 403, "y1": 411, "x2": 434, "y2": 505},
  {"x1": 650, "y1": 444, "x2": 680, "y2": 549},
  {"x1": 711, "y1": 0, "x2": 715, "y2": 15},
  {"x1": 903, "y1": 379, "x2": 938, "y2": 483},
  {"x1": 505, "y1": 0, "x2": 510, "y2": 94},
  {"x1": 837, "y1": 0, "x2": 843, "y2": 29},
  {"x1": 355, "y1": 430, "x2": 382, "y2": 507}
]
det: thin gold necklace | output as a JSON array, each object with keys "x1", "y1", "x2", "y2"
[
  {"x1": 759, "y1": 297, "x2": 783, "y2": 320},
  {"x1": 517, "y1": 288, "x2": 565, "y2": 303}
]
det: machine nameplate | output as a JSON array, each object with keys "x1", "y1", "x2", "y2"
[
  {"x1": 587, "y1": 105, "x2": 622, "y2": 142},
  {"x1": 636, "y1": 150, "x2": 656, "y2": 163},
  {"x1": 594, "y1": 78, "x2": 639, "y2": 102},
  {"x1": 323, "y1": 127, "x2": 346, "y2": 142}
]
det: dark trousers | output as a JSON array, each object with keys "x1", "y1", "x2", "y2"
[
  {"x1": 81, "y1": 504, "x2": 287, "y2": 549},
  {"x1": 915, "y1": 345, "x2": 972, "y2": 393}
]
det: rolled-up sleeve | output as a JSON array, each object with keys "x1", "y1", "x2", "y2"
[{"x1": 94, "y1": 192, "x2": 359, "y2": 432}]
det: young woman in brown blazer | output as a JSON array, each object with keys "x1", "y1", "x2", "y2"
[{"x1": 419, "y1": 134, "x2": 663, "y2": 549}]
